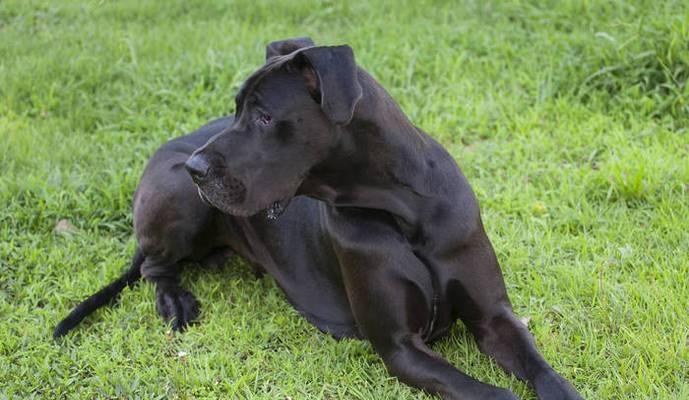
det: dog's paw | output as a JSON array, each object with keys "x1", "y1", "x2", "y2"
[{"x1": 155, "y1": 285, "x2": 200, "y2": 331}]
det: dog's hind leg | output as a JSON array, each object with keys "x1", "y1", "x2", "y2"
[
  {"x1": 140, "y1": 250, "x2": 200, "y2": 332},
  {"x1": 133, "y1": 170, "x2": 218, "y2": 331}
]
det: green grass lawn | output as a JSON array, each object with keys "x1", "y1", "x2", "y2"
[{"x1": 1, "y1": 0, "x2": 688, "y2": 398}]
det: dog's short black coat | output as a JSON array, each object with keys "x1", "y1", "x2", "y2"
[{"x1": 55, "y1": 38, "x2": 583, "y2": 400}]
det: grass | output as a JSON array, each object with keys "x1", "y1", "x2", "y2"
[{"x1": 1, "y1": 0, "x2": 688, "y2": 398}]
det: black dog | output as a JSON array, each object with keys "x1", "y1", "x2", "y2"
[{"x1": 55, "y1": 38, "x2": 583, "y2": 400}]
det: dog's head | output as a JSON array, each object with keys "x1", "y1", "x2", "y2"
[{"x1": 185, "y1": 38, "x2": 363, "y2": 218}]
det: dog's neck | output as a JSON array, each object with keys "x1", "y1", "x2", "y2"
[{"x1": 300, "y1": 70, "x2": 434, "y2": 225}]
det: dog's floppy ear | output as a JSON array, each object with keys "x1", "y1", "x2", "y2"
[
  {"x1": 265, "y1": 37, "x2": 315, "y2": 60},
  {"x1": 294, "y1": 45, "x2": 363, "y2": 126}
]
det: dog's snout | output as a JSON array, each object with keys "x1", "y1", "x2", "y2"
[{"x1": 185, "y1": 155, "x2": 210, "y2": 179}]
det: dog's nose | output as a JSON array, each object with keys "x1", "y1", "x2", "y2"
[{"x1": 185, "y1": 155, "x2": 210, "y2": 179}]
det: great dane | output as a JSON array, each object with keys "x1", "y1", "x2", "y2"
[{"x1": 55, "y1": 38, "x2": 583, "y2": 400}]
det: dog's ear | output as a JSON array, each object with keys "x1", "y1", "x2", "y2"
[
  {"x1": 293, "y1": 45, "x2": 363, "y2": 126},
  {"x1": 265, "y1": 37, "x2": 315, "y2": 60}
]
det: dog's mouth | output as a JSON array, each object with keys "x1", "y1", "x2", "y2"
[{"x1": 197, "y1": 186, "x2": 291, "y2": 220}]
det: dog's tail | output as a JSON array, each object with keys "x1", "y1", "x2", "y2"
[{"x1": 53, "y1": 248, "x2": 145, "y2": 339}]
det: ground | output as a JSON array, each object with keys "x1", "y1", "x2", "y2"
[{"x1": 1, "y1": 0, "x2": 688, "y2": 399}]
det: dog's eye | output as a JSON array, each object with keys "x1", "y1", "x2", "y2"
[{"x1": 257, "y1": 113, "x2": 272, "y2": 126}]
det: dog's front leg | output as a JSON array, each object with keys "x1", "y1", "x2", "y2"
[
  {"x1": 141, "y1": 256, "x2": 199, "y2": 331},
  {"x1": 329, "y1": 211, "x2": 517, "y2": 400},
  {"x1": 342, "y1": 251, "x2": 516, "y2": 399},
  {"x1": 447, "y1": 229, "x2": 584, "y2": 400}
]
